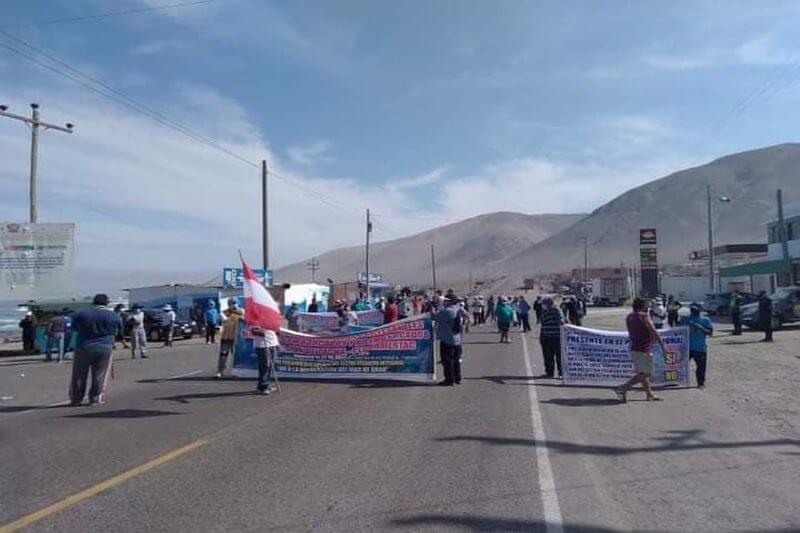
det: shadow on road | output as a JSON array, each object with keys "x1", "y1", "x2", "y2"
[
  {"x1": 0, "y1": 404, "x2": 70, "y2": 414},
  {"x1": 434, "y1": 430, "x2": 800, "y2": 456},
  {"x1": 156, "y1": 391, "x2": 255, "y2": 403},
  {"x1": 138, "y1": 376, "x2": 224, "y2": 384},
  {"x1": 541, "y1": 397, "x2": 621, "y2": 407},
  {"x1": 463, "y1": 341, "x2": 503, "y2": 345},
  {"x1": 65, "y1": 408, "x2": 182, "y2": 419},
  {"x1": 391, "y1": 514, "x2": 619, "y2": 532}
]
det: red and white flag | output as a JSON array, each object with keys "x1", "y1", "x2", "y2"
[{"x1": 242, "y1": 260, "x2": 282, "y2": 331}]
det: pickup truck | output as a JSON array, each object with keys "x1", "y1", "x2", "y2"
[{"x1": 740, "y1": 287, "x2": 800, "y2": 330}]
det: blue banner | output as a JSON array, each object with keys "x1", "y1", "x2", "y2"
[
  {"x1": 560, "y1": 325, "x2": 690, "y2": 386},
  {"x1": 231, "y1": 315, "x2": 435, "y2": 382}
]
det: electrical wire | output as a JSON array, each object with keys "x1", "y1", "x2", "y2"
[{"x1": 0, "y1": 1, "x2": 215, "y2": 30}]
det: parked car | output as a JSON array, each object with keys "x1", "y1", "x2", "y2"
[
  {"x1": 141, "y1": 309, "x2": 195, "y2": 342},
  {"x1": 702, "y1": 292, "x2": 757, "y2": 316},
  {"x1": 740, "y1": 287, "x2": 800, "y2": 330}
]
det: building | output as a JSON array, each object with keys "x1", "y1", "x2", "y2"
[{"x1": 719, "y1": 204, "x2": 800, "y2": 292}]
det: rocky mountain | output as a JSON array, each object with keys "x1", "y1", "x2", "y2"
[
  {"x1": 498, "y1": 143, "x2": 800, "y2": 280},
  {"x1": 274, "y1": 212, "x2": 586, "y2": 287}
]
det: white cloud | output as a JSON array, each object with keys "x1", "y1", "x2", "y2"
[
  {"x1": 130, "y1": 39, "x2": 186, "y2": 56},
  {"x1": 286, "y1": 140, "x2": 334, "y2": 166},
  {"x1": 735, "y1": 35, "x2": 791, "y2": 66},
  {"x1": 387, "y1": 166, "x2": 449, "y2": 191}
]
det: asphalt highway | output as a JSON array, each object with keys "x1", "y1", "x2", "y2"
[{"x1": 1, "y1": 317, "x2": 798, "y2": 532}]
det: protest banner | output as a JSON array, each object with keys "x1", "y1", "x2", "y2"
[
  {"x1": 560, "y1": 324, "x2": 690, "y2": 386},
  {"x1": 298, "y1": 309, "x2": 384, "y2": 333},
  {"x1": 232, "y1": 315, "x2": 435, "y2": 382}
]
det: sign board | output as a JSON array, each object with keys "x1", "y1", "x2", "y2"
[
  {"x1": 357, "y1": 272, "x2": 383, "y2": 284},
  {"x1": 561, "y1": 324, "x2": 690, "y2": 386},
  {"x1": 232, "y1": 315, "x2": 435, "y2": 382},
  {"x1": 639, "y1": 228, "x2": 659, "y2": 296},
  {"x1": 0, "y1": 223, "x2": 75, "y2": 300},
  {"x1": 222, "y1": 267, "x2": 272, "y2": 289}
]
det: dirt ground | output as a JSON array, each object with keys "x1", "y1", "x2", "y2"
[{"x1": 582, "y1": 306, "x2": 800, "y2": 440}]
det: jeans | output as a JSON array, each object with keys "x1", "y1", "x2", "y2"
[
  {"x1": 256, "y1": 346, "x2": 278, "y2": 391},
  {"x1": 217, "y1": 340, "x2": 234, "y2": 373},
  {"x1": 46, "y1": 332, "x2": 65, "y2": 361},
  {"x1": 70, "y1": 345, "x2": 112, "y2": 404},
  {"x1": 731, "y1": 311, "x2": 742, "y2": 335},
  {"x1": 520, "y1": 313, "x2": 531, "y2": 332},
  {"x1": 540, "y1": 336, "x2": 562, "y2": 377},
  {"x1": 690, "y1": 350, "x2": 707, "y2": 386},
  {"x1": 440, "y1": 342, "x2": 462, "y2": 384},
  {"x1": 131, "y1": 328, "x2": 147, "y2": 358},
  {"x1": 162, "y1": 325, "x2": 173, "y2": 346},
  {"x1": 205, "y1": 324, "x2": 217, "y2": 343}
]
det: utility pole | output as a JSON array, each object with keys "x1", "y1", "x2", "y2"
[
  {"x1": 262, "y1": 159, "x2": 269, "y2": 271},
  {"x1": 365, "y1": 209, "x2": 372, "y2": 302},
  {"x1": 706, "y1": 184, "x2": 714, "y2": 293},
  {"x1": 307, "y1": 257, "x2": 320, "y2": 283},
  {"x1": 777, "y1": 189, "x2": 791, "y2": 286},
  {"x1": 580, "y1": 236, "x2": 589, "y2": 283},
  {"x1": 430, "y1": 244, "x2": 437, "y2": 293},
  {"x1": 0, "y1": 103, "x2": 74, "y2": 223}
]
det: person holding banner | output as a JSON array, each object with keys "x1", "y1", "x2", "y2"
[
  {"x1": 436, "y1": 296, "x2": 470, "y2": 386},
  {"x1": 538, "y1": 297, "x2": 565, "y2": 378},
  {"x1": 614, "y1": 297, "x2": 669, "y2": 403}
]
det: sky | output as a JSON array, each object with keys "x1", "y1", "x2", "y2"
[{"x1": 2, "y1": 0, "x2": 800, "y2": 293}]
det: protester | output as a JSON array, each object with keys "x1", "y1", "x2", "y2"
[
  {"x1": 113, "y1": 304, "x2": 130, "y2": 349},
  {"x1": 538, "y1": 297, "x2": 564, "y2": 378},
  {"x1": 285, "y1": 302, "x2": 300, "y2": 331},
  {"x1": 308, "y1": 296, "x2": 319, "y2": 313},
  {"x1": 46, "y1": 310, "x2": 68, "y2": 362},
  {"x1": 129, "y1": 304, "x2": 148, "y2": 359},
  {"x1": 650, "y1": 299, "x2": 667, "y2": 329},
  {"x1": 160, "y1": 305, "x2": 176, "y2": 347},
  {"x1": 190, "y1": 303, "x2": 204, "y2": 334},
  {"x1": 566, "y1": 297, "x2": 582, "y2": 326},
  {"x1": 495, "y1": 297, "x2": 514, "y2": 343},
  {"x1": 68, "y1": 294, "x2": 123, "y2": 406},
  {"x1": 486, "y1": 296, "x2": 496, "y2": 322},
  {"x1": 666, "y1": 295, "x2": 681, "y2": 328},
  {"x1": 681, "y1": 303, "x2": 713, "y2": 389},
  {"x1": 435, "y1": 295, "x2": 470, "y2": 386},
  {"x1": 217, "y1": 299, "x2": 244, "y2": 379},
  {"x1": 204, "y1": 300, "x2": 220, "y2": 344},
  {"x1": 533, "y1": 296, "x2": 543, "y2": 324},
  {"x1": 252, "y1": 326, "x2": 279, "y2": 395},
  {"x1": 19, "y1": 312, "x2": 36, "y2": 353},
  {"x1": 518, "y1": 296, "x2": 532, "y2": 332},
  {"x1": 757, "y1": 291, "x2": 773, "y2": 342},
  {"x1": 729, "y1": 290, "x2": 743, "y2": 336},
  {"x1": 384, "y1": 297, "x2": 399, "y2": 324},
  {"x1": 614, "y1": 297, "x2": 669, "y2": 402}
]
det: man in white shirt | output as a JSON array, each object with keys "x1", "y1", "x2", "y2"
[
  {"x1": 252, "y1": 327, "x2": 279, "y2": 395},
  {"x1": 129, "y1": 305, "x2": 148, "y2": 359}
]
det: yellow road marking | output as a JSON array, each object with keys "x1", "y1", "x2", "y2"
[{"x1": 0, "y1": 439, "x2": 207, "y2": 533}]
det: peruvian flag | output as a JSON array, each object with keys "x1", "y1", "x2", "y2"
[{"x1": 242, "y1": 259, "x2": 282, "y2": 331}]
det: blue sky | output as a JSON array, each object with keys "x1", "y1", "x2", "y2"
[{"x1": 2, "y1": 0, "x2": 800, "y2": 292}]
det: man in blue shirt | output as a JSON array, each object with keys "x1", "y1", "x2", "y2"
[
  {"x1": 681, "y1": 303, "x2": 713, "y2": 389},
  {"x1": 436, "y1": 295, "x2": 470, "y2": 386},
  {"x1": 69, "y1": 294, "x2": 123, "y2": 405}
]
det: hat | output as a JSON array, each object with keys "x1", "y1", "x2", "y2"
[
  {"x1": 690, "y1": 302, "x2": 702, "y2": 312},
  {"x1": 163, "y1": 304, "x2": 173, "y2": 311}
]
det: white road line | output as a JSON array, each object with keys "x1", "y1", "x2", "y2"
[
  {"x1": 521, "y1": 333, "x2": 564, "y2": 533},
  {"x1": 167, "y1": 369, "x2": 202, "y2": 380}
]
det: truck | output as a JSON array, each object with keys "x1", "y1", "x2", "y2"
[{"x1": 589, "y1": 276, "x2": 632, "y2": 306}]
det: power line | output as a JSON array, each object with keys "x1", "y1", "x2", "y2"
[{"x1": 0, "y1": 1, "x2": 215, "y2": 30}]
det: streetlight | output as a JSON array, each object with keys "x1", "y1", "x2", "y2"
[{"x1": 707, "y1": 185, "x2": 732, "y2": 292}]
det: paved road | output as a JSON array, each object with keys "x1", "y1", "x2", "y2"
[{"x1": 1, "y1": 321, "x2": 798, "y2": 532}]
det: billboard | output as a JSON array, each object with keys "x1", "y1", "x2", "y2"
[
  {"x1": 222, "y1": 267, "x2": 273, "y2": 289},
  {"x1": 639, "y1": 228, "x2": 659, "y2": 296},
  {"x1": 0, "y1": 223, "x2": 75, "y2": 300}
]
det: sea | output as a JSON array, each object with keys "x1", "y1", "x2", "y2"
[{"x1": 0, "y1": 301, "x2": 25, "y2": 341}]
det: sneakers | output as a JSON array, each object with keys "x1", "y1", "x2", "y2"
[
  {"x1": 256, "y1": 388, "x2": 271, "y2": 395},
  {"x1": 437, "y1": 380, "x2": 454, "y2": 386},
  {"x1": 614, "y1": 387, "x2": 627, "y2": 403}
]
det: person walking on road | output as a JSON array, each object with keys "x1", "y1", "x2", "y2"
[
  {"x1": 113, "y1": 304, "x2": 129, "y2": 349},
  {"x1": 729, "y1": 291, "x2": 743, "y2": 336},
  {"x1": 518, "y1": 296, "x2": 532, "y2": 332},
  {"x1": 533, "y1": 296, "x2": 542, "y2": 324},
  {"x1": 252, "y1": 326, "x2": 279, "y2": 395},
  {"x1": 46, "y1": 310, "x2": 68, "y2": 362},
  {"x1": 486, "y1": 296, "x2": 496, "y2": 323},
  {"x1": 19, "y1": 312, "x2": 36, "y2": 354},
  {"x1": 538, "y1": 297, "x2": 565, "y2": 378},
  {"x1": 68, "y1": 294, "x2": 122, "y2": 406},
  {"x1": 681, "y1": 303, "x2": 713, "y2": 389},
  {"x1": 160, "y1": 305, "x2": 176, "y2": 347},
  {"x1": 614, "y1": 297, "x2": 669, "y2": 402},
  {"x1": 129, "y1": 304, "x2": 148, "y2": 359},
  {"x1": 436, "y1": 295, "x2": 469, "y2": 386},
  {"x1": 204, "y1": 300, "x2": 220, "y2": 344},
  {"x1": 757, "y1": 291, "x2": 773, "y2": 342},
  {"x1": 217, "y1": 299, "x2": 244, "y2": 379},
  {"x1": 667, "y1": 295, "x2": 681, "y2": 328},
  {"x1": 495, "y1": 297, "x2": 514, "y2": 343}
]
